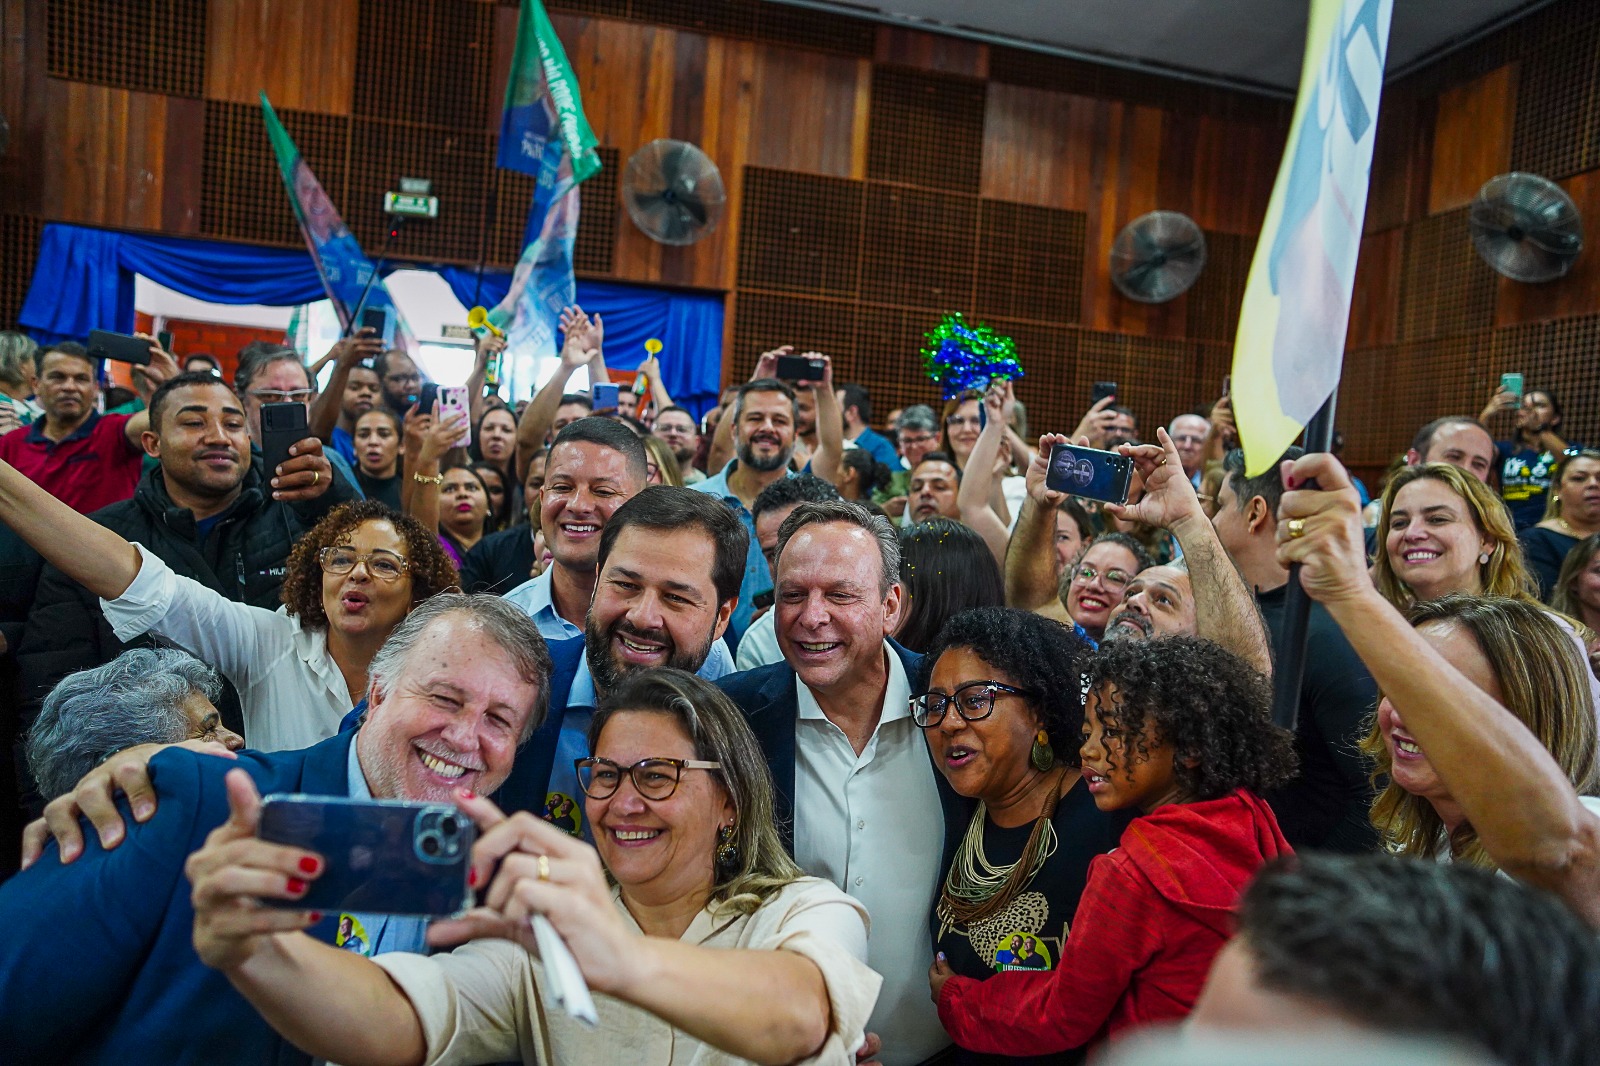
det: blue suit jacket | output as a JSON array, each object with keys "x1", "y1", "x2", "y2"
[
  {"x1": 491, "y1": 634, "x2": 587, "y2": 819},
  {"x1": 715, "y1": 641, "x2": 972, "y2": 879},
  {"x1": 0, "y1": 732, "x2": 357, "y2": 1065}
]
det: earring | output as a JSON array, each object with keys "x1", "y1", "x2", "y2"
[
  {"x1": 1030, "y1": 729, "x2": 1054, "y2": 772},
  {"x1": 716, "y1": 822, "x2": 740, "y2": 872},
  {"x1": 1554, "y1": 494, "x2": 1562, "y2": 505},
  {"x1": 1479, "y1": 551, "x2": 1491, "y2": 565}
]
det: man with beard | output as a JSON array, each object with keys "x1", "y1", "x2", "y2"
[
  {"x1": 372, "y1": 347, "x2": 424, "y2": 414},
  {"x1": 493, "y1": 486, "x2": 748, "y2": 839},
  {"x1": 1087, "y1": 430, "x2": 1271, "y2": 674},
  {"x1": 651, "y1": 404, "x2": 704, "y2": 483},
  {"x1": 308, "y1": 328, "x2": 385, "y2": 466},
  {"x1": 695, "y1": 360, "x2": 842, "y2": 646},
  {"x1": 15, "y1": 372, "x2": 349, "y2": 789},
  {"x1": 1, "y1": 594, "x2": 552, "y2": 1063}
]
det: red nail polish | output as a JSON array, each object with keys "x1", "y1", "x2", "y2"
[
  {"x1": 458, "y1": 788, "x2": 475, "y2": 799},
  {"x1": 287, "y1": 877, "x2": 307, "y2": 894},
  {"x1": 468, "y1": 867, "x2": 479, "y2": 888},
  {"x1": 299, "y1": 856, "x2": 320, "y2": 875},
  {"x1": 308, "y1": 911, "x2": 322, "y2": 923}
]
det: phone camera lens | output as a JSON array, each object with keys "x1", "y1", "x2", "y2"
[
  {"x1": 440, "y1": 816, "x2": 458, "y2": 836},
  {"x1": 421, "y1": 834, "x2": 441, "y2": 857}
]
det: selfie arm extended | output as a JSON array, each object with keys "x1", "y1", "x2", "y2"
[{"x1": 1272, "y1": 394, "x2": 1336, "y2": 732}]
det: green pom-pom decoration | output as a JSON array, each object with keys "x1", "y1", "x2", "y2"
[{"x1": 920, "y1": 313, "x2": 1024, "y2": 399}]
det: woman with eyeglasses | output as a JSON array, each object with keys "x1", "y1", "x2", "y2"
[
  {"x1": 911, "y1": 608, "x2": 1128, "y2": 1064},
  {"x1": 1520, "y1": 448, "x2": 1600, "y2": 601},
  {"x1": 187, "y1": 668, "x2": 881, "y2": 1065},
  {"x1": 1059, "y1": 533, "x2": 1151, "y2": 645},
  {"x1": 0, "y1": 456, "x2": 457, "y2": 751}
]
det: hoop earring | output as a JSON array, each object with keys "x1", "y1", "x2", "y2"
[
  {"x1": 1030, "y1": 729, "x2": 1054, "y2": 772},
  {"x1": 716, "y1": 822, "x2": 740, "y2": 873}
]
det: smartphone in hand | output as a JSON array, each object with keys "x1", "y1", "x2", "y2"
[
  {"x1": 1500, "y1": 373, "x2": 1524, "y2": 402},
  {"x1": 1091, "y1": 381, "x2": 1118, "y2": 407},
  {"x1": 592, "y1": 382, "x2": 620, "y2": 412},
  {"x1": 86, "y1": 330, "x2": 154, "y2": 366},
  {"x1": 258, "y1": 794, "x2": 476, "y2": 917},
  {"x1": 1045, "y1": 442, "x2": 1133, "y2": 505},
  {"x1": 439, "y1": 386, "x2": 471, "y2": 447},
  {"x1": 776, "y1": 355, "x2": 826, "y2": 382},
  {"x1": 260, "y1": 402, "x2": 309, "y2": 481}
]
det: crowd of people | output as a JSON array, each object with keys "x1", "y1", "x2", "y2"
[{"x1": 0, "y1": 316, "x2": 1596, "y2": 1066}]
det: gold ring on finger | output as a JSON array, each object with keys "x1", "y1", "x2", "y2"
[
  {"x1": 537, "y1": 854, "x2": 550, "y2": 882},
  {"x1": 312, "y1": 470, "x2": 321, "y2": 486},
  {"x1": 1286, "y1": 517, "x2": 1307, "y2": 539}
]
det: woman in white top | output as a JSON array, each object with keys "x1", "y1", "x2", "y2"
[
  {"x1": 1278, "y1": 452, "x2": 1600, "y2": 928},
  {"x1": 188, "y1": 668, "x2": 881, "y2": 1065},
  {"x1": 0, "y1": 456, "x2": 459, "y2": 750}
]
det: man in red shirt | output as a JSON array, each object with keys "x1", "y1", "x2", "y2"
[{"x1": 0, "y1": 340, "x2": 175, "y2": 513}]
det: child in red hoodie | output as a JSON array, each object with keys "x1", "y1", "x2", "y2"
[{"x1": 931, "y1": 636, "x2": 1297, "y2": 1056}]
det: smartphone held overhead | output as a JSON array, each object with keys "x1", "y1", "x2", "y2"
[
  {"x1": 776, "y1": 354, "x2": 826, "y2": 382},
  {"x1": 86, "y1": 330, "x2": 154, "y2": 366},
  {"x1": 1045, "y1": 442, "x2": 1134, "y2": 506},
  {"x1": 439, "y1": 386, "x2": 471, "y2": 447}
]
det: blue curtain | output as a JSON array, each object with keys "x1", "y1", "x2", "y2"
[
  {"x1": 439, "y1": 267, "x2": 724, "y2": 414},
  {"x1": 20, "y1": 223, "x2": 725, "y2": 414}
]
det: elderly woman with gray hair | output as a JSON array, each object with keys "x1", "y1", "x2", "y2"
[
  {"x1": 0, "y1": 330, "x2": 41, "y2": 436},
  {"x1": 26, "y1": 647, "x2": 243, "y2": 800}
]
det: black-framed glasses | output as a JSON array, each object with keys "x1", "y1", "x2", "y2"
[
  {"x1": 911, "y1": 681, "x2": 1037, "y2": 727},
  {"x1": 318, "y1": 546, "x2": 409, "y2": 580},
  {"x1": 575, "y1": 756, "x2": 723, "y2": 800}
]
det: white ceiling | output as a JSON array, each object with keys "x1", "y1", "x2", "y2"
[{"x1": 772, "y1": 0, "x2": 1546, "y2": 93}]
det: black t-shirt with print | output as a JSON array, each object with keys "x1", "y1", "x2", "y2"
[{"x1": 933, "y1": 778, "x2": 1131, "y2": 1065}]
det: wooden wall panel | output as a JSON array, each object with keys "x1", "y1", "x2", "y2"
[
  {"x1": 204, "y1": 0, "x2": 357, "y2": 114},
  {"x1": 1, "y1": 0, "x2": 49, "y2": 216},
  {"x1": 1427, "y1": 65, "x2": 1515, "y2": 216},
  {"x1": 42, "y1": 80, "x2": 168, "y2": 229},
  {"x1": 747, "y1": 45, "x2": 865, "y2": 178},
  {"x1": 1080, "y1": 102, "x2": 1170, "y2": 337},
  {"x1": 874, "y1": 25, "x2": 987, "y2": 79},
  {"x1": 1346, "y1": 228, "x2": 1403, "y2": 350},
  {"x1": 1495, "y1": 168, "x2": 1600, "y2": 326},
  {"x1": 979, "y1": 84, "x2": 1100, "y2": 212}
]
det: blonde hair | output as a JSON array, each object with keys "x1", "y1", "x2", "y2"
[
  {"x1": 1372, "y1": 463, "x2": 1537, "y2": 608},
  {"x1": 641, "y1": 433, "x2": 685, "y2": 487},
  {"x1": 1360, "y1": 595, "x2": 1600, "y2": 868},
  {"x1": 1541, "y1": 448, "x2": 1600, "y2": 522}
]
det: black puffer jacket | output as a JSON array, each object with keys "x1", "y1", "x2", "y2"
[{"x1": 15, "y1": 459, "x2": 358, "y2": 736}]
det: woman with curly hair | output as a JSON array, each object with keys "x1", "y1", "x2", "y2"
[
  {"x1": 914, "y1": 608, "x2": 1126, "y2": 1063},
  {"x1": 931, "y1": 636, "x2": 1296, "y2": 1057},
  {"x1": 1360, "y1": 595, "x2": 1600, "y2": 867},
  {"x1": 0, "y1": 454, "x2": 457, "y2": 751}
]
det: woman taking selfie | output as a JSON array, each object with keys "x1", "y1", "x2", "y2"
[
  {"x1": 0, "y1": 456, "x2": 456, "y2": 750},
  {"x1": 187, "y1": 669, "x2": 880, "y2": 1065}
]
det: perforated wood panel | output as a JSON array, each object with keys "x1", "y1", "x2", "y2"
[
  {"x1": 47, "y1": 0, "x2": 206, "y2": 97},
  {"x1": 353, "y1": 0, "x2": 496, "y2": 131},
  {"x1": 1397, "y1": 208, "x2": 1496, "y2": 341},
  {"x1": 0, "y1": 215, "x2": 44, "y2": 330},
  {"x1": 573, "y1": 145, "x2": 620, "y2": 275},
  {"x1": 1511, "y1": 15, "x2": 1600, "y2": 179},
  {"x1": 201, "y1": 100, "x2": 352, "y2": 248},
  {"x1": 867, "y1": 67, "x2": 987, "y2": 194},
  {"x1": 861, "y1": 183, "x2": 977, "y2": 310},
  {"x1": 729, "y1": 291, "x2": 857, "y2": 374},
  {"x1": 1185, "y1": 231, "x2": 1254, "y2": 342},
  {"x1": 975, "y1": 200, "x2": 1085, "y2": 325},
  {"x1": 543, "y1": 0, "x2": 875, "y2": 55},
  {"x1": 737, "y1": 168, "x2": 863, "y2": 298},
  {"x1": 346, "y1": 120, "x2": 492, "y2": 263}
]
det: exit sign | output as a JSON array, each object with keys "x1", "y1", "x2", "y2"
[{"x1": 384, "y1": 191, "x2": 439, "y2": 219}]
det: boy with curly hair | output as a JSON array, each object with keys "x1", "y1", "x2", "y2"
[{"x1": 930, "y1": 636, "x2": 1297, "y2": 1055}]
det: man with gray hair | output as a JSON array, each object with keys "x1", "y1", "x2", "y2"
[
  {"x1": 26, "y1": 648, "x2": 242, "y2": 801},
  {"x1": 0, "y1": 593, "x2": 552, "y2": 1063},
  {"x1": 720, "y1": 500, "x2": 966, "y2": 1065},
  {"x1": 879, "y1": 405, "x2": 941, "y2": 518},
  {"x1": 232, "y1": 341, "x2": 363, "y2": 494}
]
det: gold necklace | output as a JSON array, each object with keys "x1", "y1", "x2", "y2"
[{"x1": 937, "y1": 772, "x2": 1064, "y2": 935}]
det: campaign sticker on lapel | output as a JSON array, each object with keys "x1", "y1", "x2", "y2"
[{"x1": 336, "y1": 913, "x2": 372, "y2": 956}]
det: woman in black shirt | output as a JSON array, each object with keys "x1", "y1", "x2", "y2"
[{"x1": 351, "y1": 407, "x2": 402, "y2": 510}]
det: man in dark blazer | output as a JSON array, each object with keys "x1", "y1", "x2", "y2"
[
  {"x1": 0, "y1": 595, "x2": 550, "y2": 1065},
  {"x1": 717, "y1": 501, "x2": 967, "y2": 1066}
]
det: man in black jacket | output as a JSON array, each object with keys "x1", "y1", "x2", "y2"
[
  {"x1": 459, "y1": 455, "x2": 545, "y2": 594},
  {"x1": 15, "y1": 373, "x2": 350, "y2": 774}
]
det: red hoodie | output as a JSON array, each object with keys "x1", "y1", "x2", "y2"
[{"x1": 936, "y1": 789, "x2": 1291, "y2": 1056}]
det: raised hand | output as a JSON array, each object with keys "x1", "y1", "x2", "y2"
[
  {"x1": 272, "y1": 436, "x2": 335, "y2": 502},
  {"x1": 187, "y1": 770, "x2": 323, "y2": 972},
  {"x1": 1024, "y1": 433, "x2": 1073, "y2": 507},
  {"x1": 1070, "y1": 396, "x2": 1118, "y2": 448},
  {"x1": 1273, "y1": 452, "x2": 1374, "y2": 606},
  {"x1": 558, "y1": 306, "x2": 601, "y2": 367},
  {"x1": 328, "y1": 328, "x2": 384, "y2": 370},
  {"x1": 753, "y1": 345, "x2": 792, "y2": 382},
  {"x1": 1103, "y1": 428, "x2": 1206, "y2": 533},
  {"x1": 419, "y1": 410, "x2": 470, "y2": 466},
  {"x1": 131, "y1": 333, "x2": 180, "y2": 398}
]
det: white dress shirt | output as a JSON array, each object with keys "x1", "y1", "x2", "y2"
[
  {"x1": 793, "y1": 645, "x2": 947, "y2": 1066},
  {"x1": 101, "y1": 546, "x2": 350, "y2": 752}
]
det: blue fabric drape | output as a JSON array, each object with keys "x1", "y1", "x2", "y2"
[
  {"x1": 21, "y1": 223, "x2": 725, "y2": 413},
  {"x1": 439, "y1": 267, "x2": 724, "y2": 414}
]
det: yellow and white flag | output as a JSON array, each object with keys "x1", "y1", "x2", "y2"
[{"x1": 1233, "y1": 0, "x2": 1392, "y2": 474}]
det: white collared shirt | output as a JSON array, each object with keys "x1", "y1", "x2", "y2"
[{"x1": 793, "y1": 645, "x2": 946, "y2": 1066}]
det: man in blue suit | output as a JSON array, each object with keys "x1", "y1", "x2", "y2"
[
  {"x1": 717, "y1": 501, "x2": 967, "y2": 1066},
  {"x1": 0, "y1": 593, "x2": 552, "y2": 1065}
]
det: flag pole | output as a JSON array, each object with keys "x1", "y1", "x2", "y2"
[
  {"x1": 347, "y1": 219, "x2": 405, "y2": 336},
  {"x1": 1270, "y1": 392, "x2": 1337, "y2": 731}
]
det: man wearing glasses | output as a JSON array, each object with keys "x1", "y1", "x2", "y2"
[
  {"x1": 233, "y1": 342, "x2": 364, "y2": 498},
  {"x1": 1167, "y1": 412, "x2": 1211, "y2": 486}
]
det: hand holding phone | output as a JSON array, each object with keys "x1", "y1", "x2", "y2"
[
  {"x1": 592, "y1": 382, "x2": 620, "y2": 412},
  {"x1": 776, "y1": 354, "x2": 826, "y2": 382},
  {"x1": 1499, "y1": 373, "x2": 1524, "y2": 407},
  {"x1": 86, "y1": 330, "x2": 154, "y2": 366},
  {"x1": 438, "y1": 386, "x2": 471, "y2": 448},
  {"x1": 260, "y1": 403, "x2": 309, "y2": 481},
  {"x1": 1091, "y1": 381, "x2": 1118, "y2": 407},
  {"x1": 1045, "y1": 442, "x2": 1133, "y2": 505}
]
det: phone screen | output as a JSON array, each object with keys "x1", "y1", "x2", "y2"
[{"x1": 1045, "y1": 443, "x2": 1133, "y2": 505}]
